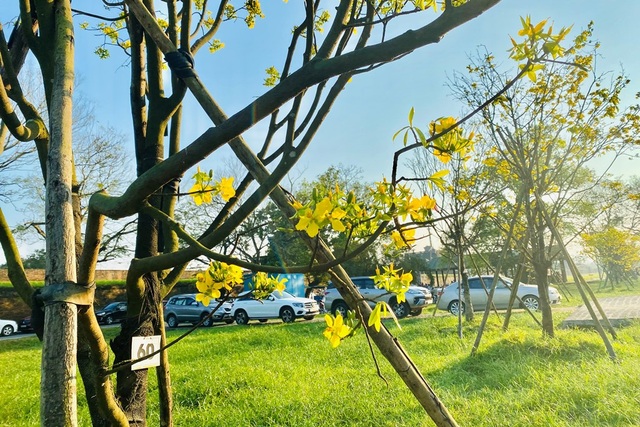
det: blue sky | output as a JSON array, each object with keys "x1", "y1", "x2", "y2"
[
  {"x1": 1, "y1": 1, "x2": 639, "y2": 261},
  {"x1": 3, "y1": 1, "x2": 638, "y2": 181},
  {"x1": 72, "y1": 1, "x2": 640, "y2": 182}
]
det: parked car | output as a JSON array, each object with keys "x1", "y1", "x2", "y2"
[
  {"x1": 217, "y1": 301, "x2": 235, "y2": 324},
  {"x1": 436, "y1": 275, "x2": 561, "y2": 315},
  {"x1": 229, "y1": 290, "x2": 320, "y2": 325},
  {"x1": 0, "y1": 319, "x2": 18, "y2": 336},
  {"x1": 164, "y1": 294, "x2": 228, "y2": 327},
  {"x1": 95, "y1": 301, "x2": 128, "y2": 325},
  {"x1": 18, "y1": 316, "x2": 34, "y2": 333},
  {"x1": 324, "y1": 276, "x2": 432, "y2": 319}
]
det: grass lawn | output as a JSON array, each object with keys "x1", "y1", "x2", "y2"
[{"x1": 0, "y1": 309, "x2": 639, "y2": 426}]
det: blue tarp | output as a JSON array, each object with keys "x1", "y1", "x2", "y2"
[{"x1": 243, "y1": 273, "x2": 307, "y2": 298}]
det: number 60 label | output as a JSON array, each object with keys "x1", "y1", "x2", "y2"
[{"x1": 131, "y1": 335, "x2": 161, "y2": 370}]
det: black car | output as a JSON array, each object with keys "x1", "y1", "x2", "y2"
[
  {"x1": 95, "y1": 302, "x2": 128, "y2": 325},
  {"x1": 18, "y1": 316, "x2": 34, "y2": 333}
]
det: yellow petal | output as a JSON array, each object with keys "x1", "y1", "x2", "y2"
[{"x1": 307, "y1": 221, "x2": 320, "y2": 238}]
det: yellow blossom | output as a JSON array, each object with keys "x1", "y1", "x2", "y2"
[
  {"x1": 391, "y1": 228, "x2": 416, "y2": 248},
  {"x1": 329, "y1": 207, "x2": 347, "y2": 232},
  {"x1": 323, "y1": 313, "x2": 351, "y2": 348},
  {"x1": 218, "y1": 176, "x2": 236, "y2": 201},
  {"x1": 189, "y1": 182, "x2": 214, "y2": 205},
  {"x1": 434, "y1": 148, "x2": 452, "y2": 164},
  {"x1": 295, "y1": 197, "x2": 332, "y2": 237},
  {"x1": 196, "y1": 261, "x2": 244, "y2": 305},
  {"x1": 368, "y1": 302, "x2": 388, "y2": 332}
]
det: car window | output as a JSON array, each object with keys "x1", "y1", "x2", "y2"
[
  {"x1": 272, "y1": 291, "x2": 295, "y2": 299},
  {"x1": 353, "y1": 278, "x2": 375, "y2": 289},
  {"x1": 468, "y1": 278, "x2": 482, "y2": 289}
]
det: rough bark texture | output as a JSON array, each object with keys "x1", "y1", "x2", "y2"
[{"x1": 41, "y1": 302, "x2": 78, "y2": 426}]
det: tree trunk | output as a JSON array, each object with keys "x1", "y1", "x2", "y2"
[
  {"x1": 42, "y1": 1, "x2": 78, "y2": 425},
  {"x1": 77, "y1": 329, "x2": 109, "y2": 427},
  {"x1": 41, "y1": 303, "x2": 78, "y2": 426}
]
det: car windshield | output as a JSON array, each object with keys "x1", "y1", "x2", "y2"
[
  {"x1": 102, "y1": 302, "x2": 121, "y2": 310},
  {"x1": 272, "y1": 290, "x2": 295, "y2": 299}
]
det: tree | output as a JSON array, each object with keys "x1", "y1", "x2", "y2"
[
  {"x1": 1, "y1": 63, "x2": 136, "y2": 263},
  {"x1": 407, "y1": 121, "x2": 499, "y2": 321},
  {"x1": 0, "y1": 1, "x2": 516, "y2": 426},
  {"x1": 14, "y1": 119, "x2": 136, "y2": 262},
  {"x1": 449, "y1": 21, "x2": 640, "y2": 336},
  {"x1": 582, "y1": 227, "x2": 640, "y2": 288}
]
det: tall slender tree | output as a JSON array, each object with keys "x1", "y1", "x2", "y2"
[{"x1": 449, "y1": 22, "x2": 640, "y2": 336}]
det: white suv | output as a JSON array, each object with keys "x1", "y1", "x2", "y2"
[{"x1": 324, "y1": 276, "x2": 432, "y2": 319}]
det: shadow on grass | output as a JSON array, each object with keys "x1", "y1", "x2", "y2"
[{"x1": 427, "y1": 332, "x2": 606, "y2": 392}]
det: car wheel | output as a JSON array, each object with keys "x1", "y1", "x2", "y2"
[
  {"x1": 332, "y1": 301, "x2": 349, "y2": 318},
  {"x1": 448, "y1": 300, "x2": 465, "y2": 316},
  {"x1": 201, "y1": 314, "x2": 213, "y2": 327},
  {"x1": 410, "y1": 308, "x2": 423, "y2": 316},
  {"x1": 1, "y1": 325, "x2": 14, "y2": 336},
  {"x1": 235, "y1": 310, "x2": 249, "y2": 325},
  {"x1": 166, "y1": 314, "x2": 178, "y2": 328},
  {"x1": 280, "y1": 307, "x2": 295, "y2": 323},
  {"x1": 105, "y1": 315, "x2": 114, "y2": 325},
  {"x1": 522, "y1": 295, "x2": 540, "y2": 311},
  {"x1": 391, "y1": 300, "x2": 411, "y2": 319}
]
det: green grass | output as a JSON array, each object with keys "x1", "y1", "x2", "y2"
[
  {"x1": 1, "y1": 312, "x2": 639, "y2": 426},
  {"x1": 554, "y1": 280, "x2": 639, "y2": 307}
]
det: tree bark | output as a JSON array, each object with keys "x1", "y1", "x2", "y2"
[{"x1": 41, "y1": 1, "x2": 78, "y2": 425}]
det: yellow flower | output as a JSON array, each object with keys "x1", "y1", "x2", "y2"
[
  {"x1": 251, "y1": 272, "x2": 288, "y2": 299},
  {"x1": 368, "y1": 302, "x2": 388, "y2": 332},
  {"x1": 274, "y1": 276, "x2": 287, "y2": 293},
  {"x1": 218, "y1": 176, "x2": 236, "y2": 201},
  {"x1": 196, "y1": 261, "x2": 244, "y2": 305},
  {"x1": 323, "y1": 313, "x2": 351, "y2": 348},
  {"x1": 419, "y1": 195, "x2": 436, "y2": 210},
  {"x1": 295, "y1": 197, "x2": 332, "y2": 237},
  {"x1": 196, "y1": 292, "x2": 212, "y2": 306},
  {"x1": 433, "y1": 148, "x2": 452, "y2": 164},
  {"x1": 329, "y1": 207, "x2": 347, "y2": 232},
  {"x1": 391, "y1": 228, "x2": 416, "y2": 248},
  {"x1": 430, "y1": 116, "x2": 457, "y2": 135},
  {"x1": 189, "y1": 182, "x2": 214, "y2": 205}
]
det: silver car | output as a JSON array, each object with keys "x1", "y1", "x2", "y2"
[
  {"x1": 436, "y1": 275, "x2": 561, "y2": 315},
  {"x1": 163, "y1": 294, "x2": 227, "y2": 327},
  {"x1": 324, "y1": 276, "x2": 432, "y2": 319}
]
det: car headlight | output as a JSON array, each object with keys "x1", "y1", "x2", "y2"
[{"x1": 292, "y1": 303, "x2": 304, "y2": 308}]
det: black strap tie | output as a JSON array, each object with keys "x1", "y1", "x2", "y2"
[{"x1": 165, "y1": 49, "x2": 196, "y2": 79}]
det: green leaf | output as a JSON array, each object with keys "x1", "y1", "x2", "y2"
[
  {"x1": 392, "y1": 126, "x2": 408, "y2": 142},
  {"x1": 408, "y1": 107, "x2": 415, "y2": 127},
  {"x1": 415, "y1": 127, "x2": 427, "y2": 145}
]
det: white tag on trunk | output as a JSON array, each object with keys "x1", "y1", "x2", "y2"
[{"x1": 131, "y1": 335, "x2": 161, "y2": 370}]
